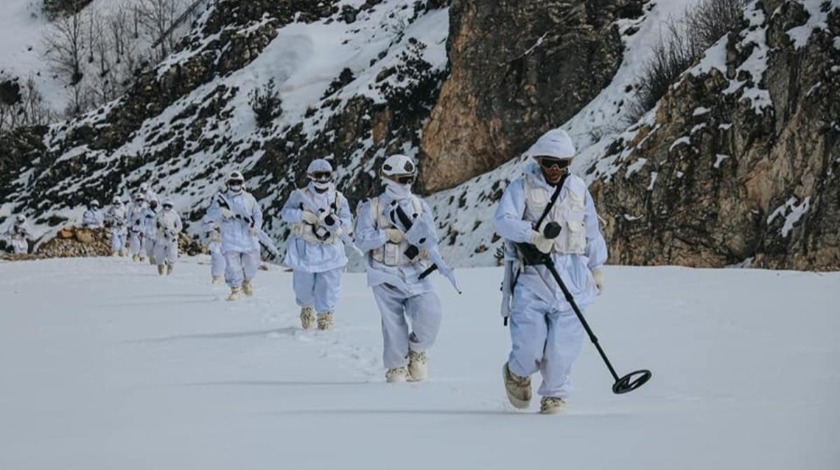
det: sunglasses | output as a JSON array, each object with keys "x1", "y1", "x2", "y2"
[
  {"x1": 537, "y1": 157, "x2": 571, "y2": 169},
  {"x1": 311, "y1": 171, "x2": 332, "y2": 182}
]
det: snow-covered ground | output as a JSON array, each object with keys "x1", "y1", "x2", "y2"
[{"x1": 1, "y1": 257, "x2": 838, "y2": 469}]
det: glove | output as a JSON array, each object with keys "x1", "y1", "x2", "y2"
[
  {"x1": 221, "y1": 208, "x2": 234, "y2": 220},
  {"x1": 385, "y1": 228, "x2": 404, "y2": 243},
  {"x1": 323, "y1": 213, "x2": 340, "y2": 231},
  {"x1": 301, "y1": 211, "x2": 320, "y2": 225},
  {"x1": 529, "y1": 230, "x2": 554, "y2": 254},
  {"x1": 404, "y1": 218, "x2": 436, "y2": 249},
  {"x1": 591, "y1": 268, "x2": 604, "y2": 294}
]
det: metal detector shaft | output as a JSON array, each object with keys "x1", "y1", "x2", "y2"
[{"x1": 542, "y1": 257, "x2": 622, "y2": 382}]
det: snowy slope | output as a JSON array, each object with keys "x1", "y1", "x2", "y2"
[
  {"x1": 0, "y1": 0, "x2": 65, "y2": 110},
  {"x1": 1, "y1": 257, "x2": 839, "y2": 469},
  {"x1": 1, "y1": 0, "x2": 450, "y2": 249}
]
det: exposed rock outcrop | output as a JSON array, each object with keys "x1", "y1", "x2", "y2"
[
  {"x1": 592, "y1": 0, "x2": 840, "y2": 271},
  {"x1": 420, "y1": 0, "x2": 644, "y2": 192}
]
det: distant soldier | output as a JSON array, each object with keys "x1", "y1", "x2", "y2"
[
  {"x1": 154, "y1": 199, "x2": 183, "y2": 276},
  {"x1": 81, "y1": 200, "x2": 105, "y2": 228},
  {"x1": 5, "y1": 215, "x2": 31, "y2": 254},
  {"x1": 105, "y1": 196, "x2": 128, "y2": 257}
]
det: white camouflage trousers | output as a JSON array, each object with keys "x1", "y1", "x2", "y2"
[
  {"x1": 128, "y1": 231, "x2": 144, "y2": 257},
  {"x1": 224, "y1": 251, "x2": 260, "y2": 288},
  {"x1": 110, "y1": 231, "x2": 126, "y2": 253},
  {"x1": 293, "y1": 268, "x2": 341, "y2": 313},
  {"x1": 210, "y1": 244, "x2": 226, "y2": 278},
  {"x1": 372, "y1": 284, "x2": 442, "y2": 369},
  {"x1": 154, "y1": 239, "x2": 178, "y2": 266},
  {"x1": 508, "y1": 285, "x2": 586, "y2": 399}
]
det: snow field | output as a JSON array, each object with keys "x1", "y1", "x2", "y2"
[{"x1": 1, "y1": 257, "x2": 838, "y2": 469}]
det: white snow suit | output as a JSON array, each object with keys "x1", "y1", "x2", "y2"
[
  {"x1": 127, "y1": 201, "x2": 147, "y2": 258},
  {"x1": 205, "y1": 190, "x2": 263, "y2": 288},
  {"x1": 355, "y1": 184, "x2": 443, "y2": 370},
  {"x1": 143, "y1": 206, "x2": 160, "y2": 263},
  {"x1": 154, "y1": 209, "x2": 182, "y2": 266},
  {"x1": 494, "y1": 161, "x2": 607, "y2": 399},
  {"x1": 82, "y1": 208, "x2": 105, "y2": 228},
  {"x1": 6, "y1": 222, "x2": 31, "y2": 254},
  {"x1": 280, "y1": 182, "x2": 352, "y2": 313},
  {"x1": 203, "y1": 221, "x2": 226, "y2": 279},
  {"x1": 105, "y1": 204, "x2": 128, "y2": 254}
]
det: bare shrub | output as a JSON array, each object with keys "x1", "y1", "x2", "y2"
[{"x1": 627, "y1": 0, "x2": 748, "y2": 123}]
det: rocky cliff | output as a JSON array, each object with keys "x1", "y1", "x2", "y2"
[
  {"x1": 591, "y1": 0, "x2": 839, "y2": 270},
  {"x1": 420, "y1": 0, "x2": 644, "y2": 192}
]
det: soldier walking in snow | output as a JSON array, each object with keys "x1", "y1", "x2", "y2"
[
  {"x1": 154, "y1": 199, "x2": 182, "y2": 276},
  {"x1": 81, "y1": 200, "x2": 105, "y2": 228},
  {"x1": 495, "y1": 129, "x2": 607, "y2": 414},
  {"x1": 105, "y1": 196, "x2": 129, "y2": 257},
  {"x1": 205, "y1": 171, "x2": 263, "y2": 301},
  {"x1": 354, "y1": 154, "x2": 444, "y2": 383},
  {"x1": 280, "y1": 159, "x2": 353, "y2": 331},
  {"x1": 127, "y1": 193, "x2": 147, "y2": 262},
  {"x1": 203, "y1": 220, "x2": 226, "y2": 284},
  {"x1": 5, "y1": 215, "x2": 31, "y2": 254},
  {"x1": 143, "y1": 197, "x2": 161, "y2": 265}
]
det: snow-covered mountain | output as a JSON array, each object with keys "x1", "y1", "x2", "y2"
[{"x1": 1, "y1": 0, "x2": 837, "y2": 270}]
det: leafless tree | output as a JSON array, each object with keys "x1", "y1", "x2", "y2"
[
  {"x1": 137, "y1": 0, "x2": 183, "y2": 62},
  {"x1": 44, "y1": 6, "x2": 90, "y2": 115}
]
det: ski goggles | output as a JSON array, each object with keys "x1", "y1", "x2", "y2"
[
  {"x1": 396, "y1": 175, "x2": 416, "y2": 185},
  {"x1": 163, "y1": 203, "x2": 173, "y2": 209},
  {"x1": 537, "y1": 156, "x2": 571, "y2": 170},
  {"x1": 310, "y1": 171, "x2": 332, "y2": 183}
]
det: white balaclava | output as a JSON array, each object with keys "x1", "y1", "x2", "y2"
[{"x1": 306, "y1": 159, "x2": 334, "y2": 193}]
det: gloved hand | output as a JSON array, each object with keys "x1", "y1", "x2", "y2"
[
  {"x1": 221, "y1": 208, "x2": 234, "y2": 219},
  {"x1": 591, "y1": 268, "x2": 604, "y2": 294},
  {"x1": 386, "y1": 228, "x2": 404, "y2": 243},
  {"x1": 323, "y1": 213, "x2": 340, "y2": 232},
  {"x1": 301, "y1": 211, "x2": 320, "y2": 225},
  {"x1": 529, "y1": 230, "x2": 554, "y2": 254}
]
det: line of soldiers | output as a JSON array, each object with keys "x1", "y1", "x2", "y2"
[
  {"x1": 200, "y1": 130, "x2": 607, "y2": 414},
  {"x1": 6, "y1": 129, "x2": 607, "y2": 414},
  {"x1": 81, "y1": 183, "x2": 183, "y2": 276}
]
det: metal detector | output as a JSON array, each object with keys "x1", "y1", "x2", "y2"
[{"x1": 523, "y1": 222, "x2": 652, "y2": 394}]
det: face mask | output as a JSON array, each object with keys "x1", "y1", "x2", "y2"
[
  {"x1": 229, "y1": 184, "x2": 243, "y2": 193},
  {"x1": 313, "y1": 181, "x2": 331, "y2": 192},
  {"x1": 384, "y1": 179, "x2": 412, "y2": 200}
]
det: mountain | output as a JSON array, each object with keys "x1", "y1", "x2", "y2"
[{"x1": 1, "y1": 0, "x2": 837, "y2": 271}]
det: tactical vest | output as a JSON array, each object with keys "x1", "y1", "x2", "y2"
[
  {"x1": 293, "y1": 188, "x2": 346, "y2": 245},
  {"x1": 523, "y1": 174, "x2": 587, "y2": 255},
  {"x1": 368, "y1": 196, "x2": 428, "y2": 266}
]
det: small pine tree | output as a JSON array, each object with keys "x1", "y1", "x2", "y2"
[{"x1": 248, "y1": 78, "x2": 282, "y2": 128}]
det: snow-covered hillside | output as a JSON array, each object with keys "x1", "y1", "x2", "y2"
[
  {"x1": 1, "y1": 257, "x2": 838, "y2": 469},
  {"x1": 1, "y1": 0, "x2": 450, "y2": 247}
]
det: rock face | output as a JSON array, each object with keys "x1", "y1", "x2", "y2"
[
  {"x1": 591, "y1": 1, "x2": 840, "y2": 271},
  {"x1": 420, "y1": 0, "x2": 642, "y2": 192},
  {"x1": 1, "y1": 225, "x2": 205, "y2": 261}
]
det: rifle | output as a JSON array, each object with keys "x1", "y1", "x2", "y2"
[
  {"x1": 215, "y1": 192, "x2": 280, "y2": 257},
  {"x1": 390, "y1": 201, "x2": 461, "y2": 294},
  {"x1": 296, "y1": 190, "x2": 363, "y2": 256}
]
